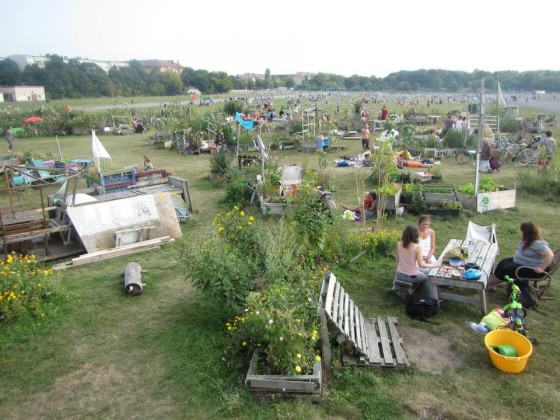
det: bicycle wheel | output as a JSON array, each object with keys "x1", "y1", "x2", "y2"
[
  {"x1": 517, "y1": 153, "x2": 529, "y2": 166},
  {"x1": 455, "y1": 151, "x2": 470, "y2": 165}
]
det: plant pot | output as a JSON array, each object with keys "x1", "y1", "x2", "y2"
[{"x1": 245, "y1": 349, "x2": 322, "y2": 401}]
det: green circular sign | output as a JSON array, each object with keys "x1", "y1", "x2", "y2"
[{"x1": 482, "y1": 196, "x2": 490, "y2": 205}]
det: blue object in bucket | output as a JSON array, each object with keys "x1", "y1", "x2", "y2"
[{"x1": 463, "y1": 268, "x2": 482, "y2": 280}]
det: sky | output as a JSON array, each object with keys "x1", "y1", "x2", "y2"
[{"x1": 1, "y1": 0, "x2": 559, "y2": 77}]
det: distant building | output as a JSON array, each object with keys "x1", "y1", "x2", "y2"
[
  {"x1": 266, "y1": 72, "x2": 316, "y2": 86},
  {"x1": 138, "y1": 60, "x2": 182, "y2": 74},
  {"x1": 238, "y1": 73, "x2": 265, "y2": 82},
  {"x1": 0, "y1": 86, "x2": 46, "y2": 102},
  {"x1": 8, "y1": 54, "x2": 53, "y2": 70},
  {"x1": 76, "y1": 58, "x2": 129, "y2": 72}
]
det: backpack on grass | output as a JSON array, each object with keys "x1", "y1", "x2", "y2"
[{"x1": 406, "y1": 295, "x2": 439, "y2": 321}]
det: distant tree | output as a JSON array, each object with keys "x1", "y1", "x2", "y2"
[{"x1": 0, "y1": 59, "x2": 21, "y2": 86}]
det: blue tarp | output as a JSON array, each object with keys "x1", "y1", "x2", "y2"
[{"x1": 235, "y1": 112, "x2": 255, "y2": 130}]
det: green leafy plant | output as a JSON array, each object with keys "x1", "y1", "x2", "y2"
[
  {"x1": 209, "y1": 151, "x2": 232, "y2": 177},
  {"x1": 442, "y1": 200, "x2": 462, "y2": 209}
]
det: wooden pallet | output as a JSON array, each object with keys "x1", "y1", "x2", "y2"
[{"x1": 321, "y1": 272, "x2": 409, "y2": 368}]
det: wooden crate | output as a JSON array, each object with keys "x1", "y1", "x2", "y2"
[{"x1": 245, "y1": 349, "x2": 322, "y2": 401}]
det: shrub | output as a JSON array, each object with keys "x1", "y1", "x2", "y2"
[
  {"x1": 288, "y1": 183, "x2": 331, "y2": 261},
  {"x1": 0, "y1": 253, "x2": 58, "y2": 321},
  {"x1": 443, "y1": 129, "x2": 475, "y2": 148},
  {"x1": 214, "y1": 206, "x2": 261, "y2": 258},
  {"x1": 224, "y1": 168, "x2": 252, "y2": 205},
  {"x1": 184, "y1": 241, "x2": 257, "y2": 310},
  {"x1": 209, "y1": 151, "x2": 232, "y2": 177},
  {"x1": 223, "y1": 100, "x2": 245, "y2": 116},
  {"x1": 361, "y1": 229, "x2": 400, "y2": 258}
]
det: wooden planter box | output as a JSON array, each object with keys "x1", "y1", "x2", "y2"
[
  {"x1": 245, "y1": 350, "x2": 322, "y2": 401},
  {"x1": 456, "y1": 188, "x2": 516, "y2": 213},
  {"x1": 378, "y1": 188, "x2": 402, "y2": 216},
  {"x1": 426, "y1": 207, "x2": 461, "y2": 217},
  {"x1": 259, "y1": 194, "x2": 288, "y2": 215},
  {"x1": 423, "y1": 191, "x2": 456, "y2": 205}
]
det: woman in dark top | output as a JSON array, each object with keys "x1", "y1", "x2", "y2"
[{"x1": 494, "y1": 222, "x2": 554, "y2": 281}]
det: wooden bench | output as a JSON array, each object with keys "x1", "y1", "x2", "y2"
[{"x1": 320, "y1": 273, "x2": 409, "y2": 369}]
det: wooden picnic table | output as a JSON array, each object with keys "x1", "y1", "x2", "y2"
[{"x1": 428, "y1": 238, "x2": 499, "y2": 314}]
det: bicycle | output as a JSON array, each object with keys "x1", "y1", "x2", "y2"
[{"x1": 454, "y1": 148, "x2": 477, "y2": 165}]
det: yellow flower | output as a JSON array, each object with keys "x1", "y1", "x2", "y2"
[
  {"x1": 295, "y1": 365, "x2": 302, "y2": 373},
  {"x1": 242, "y1": 341, "x2": 247, "y2": 347},
  {"x1": 248, "y1": 216, "x2": 255, "y2": 222},
  {"x1": 38, "y1": 283, "x2": 42, "y2": 288},
  {"x1": 296, "y1": 353, "x2": 302, "y2": 359},
  {"x1": 218, "y1": 226, "x2": 225, "y2": 233},
  {"x1": 240, "y1": 211, "x2": 245, "y2": 217},
  {"x1": 315, "y1": 355, "x2": 321, "y2": 362}
]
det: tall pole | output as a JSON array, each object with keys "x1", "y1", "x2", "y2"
[{"x1": 475, "y1": 79, "x2": 485, "y2": 196}]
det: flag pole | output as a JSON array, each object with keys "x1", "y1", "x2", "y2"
[
  {"x1": 55, "y1": 135, "x2": 63, "y2": 161},
  {"x1": 475, "y1": 79, "x2": 485, "y2": 196}
]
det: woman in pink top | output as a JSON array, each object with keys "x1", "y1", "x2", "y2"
[{"x1": 395, "y1": 225, "x2": 439, "y2": 299}]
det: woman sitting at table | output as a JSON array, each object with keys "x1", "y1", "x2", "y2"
[
  {"x1": 394, "y1": 225, "x2": 440, "y2": 299},
  {"x1": 493, "y1": 222, "x2": 554, "y2": 282},
  {"x1": 418, "y1": 215, "x2": 437, "y2": 270}
]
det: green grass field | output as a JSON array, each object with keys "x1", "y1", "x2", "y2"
[{"x1": 1, "y1": 101, "x2": 559, "y2": 419}]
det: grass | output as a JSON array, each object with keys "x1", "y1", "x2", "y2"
[{"x1": 1, "y1": 100, "x2": 560, "y2": 419}]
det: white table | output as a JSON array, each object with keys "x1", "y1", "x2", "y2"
[{"x1": 428, "y1": 239, "x2": 499, "y2": 314}]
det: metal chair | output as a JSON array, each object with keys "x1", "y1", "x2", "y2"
[{"x1": 514, "y1": 248, "x2": 560, "y2": 300}]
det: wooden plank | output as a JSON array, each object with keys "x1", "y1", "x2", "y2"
[
  {"x1": 331, "y1": 281, "x2": 341, "y2": 325},
  {"x1": 335, "y1": 285, "x2": 344, "y2": 327},
  {"x1": 358, "y1": 311, "x2": 369, "y2": 357},
  {"x1": 319, "y1": 308, "x2": 331, "y2": 381},
  {"x1": 354, "y1": 306, "x2": 363, "y2": 353},
  {"x1": 246, "y1": 378, "x2": 319, "y2": 393},
  {"x1": 73, "y1": 236, "x2": 170, "y2": 259},
  {"x1": 349, "y1": 299, "x2": 356, "y2": 344},
  {"x1": 376, "y1": 318, "x2": 395, "y2": 366},
  {"x1": 71, "y1": 245, "x2": 161, "y2": 266},
  {"x1": 3, "y1": 224, "x2": 71, "y2": 243},
  {"x1": 364, "y1": 320, "x2": 383, "y2": 365},
  {"x1": 386, "y1": 316, "x2": 408, "y2": 367},
  {"x1": 343, "y1": 292, "x2": 350, "y2": 337},
  {"x1": 324, "y1": 274, "x2": 336, "y2": 317}
]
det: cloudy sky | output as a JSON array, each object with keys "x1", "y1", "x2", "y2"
[{"x1": 1, "y1": 0, "x2": 558, "y2": 76}]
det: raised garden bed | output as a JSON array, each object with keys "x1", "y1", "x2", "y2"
[
  {"x1": 426, "y1": 207, "x2": 462, "y2": 217},
  {"x1": 258, "y1": 193, "x2": 288, "y2": 215},
  {"x1": 378, "y1": 187, "x2": 402, "y2": 217},
  {"x1": 456, "y1": 187, "x2": 516, "y2": 213},
  {"x1": 245, "y1": 349, "x2": 322, "y2": 401},
  {"x1": 422, "y1": 185, "x2": 457, "y2": 205}
]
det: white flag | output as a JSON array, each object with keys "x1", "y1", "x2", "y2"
[
  {"x1": 497, "y1": 81, "x2": 507, "y2": 107},
  {"x1": 92, "y1": 130, "x2": 111, "y2": 160}
]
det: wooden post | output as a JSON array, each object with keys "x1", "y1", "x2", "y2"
[{"x1": 124, "y1": 262, "x2": 143, "y2": 296}]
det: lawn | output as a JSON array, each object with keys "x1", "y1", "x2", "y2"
[{"x1": 1, "y1": 100, "x2": 559, "y2": 419}]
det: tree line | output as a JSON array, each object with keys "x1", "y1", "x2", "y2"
[{"x1": 1, "y1": 55, "x2": 559, "y2": 99}]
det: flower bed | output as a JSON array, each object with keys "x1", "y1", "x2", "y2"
[{"x1": 0, "y1": 253, "x2": 57, "y2": 321}]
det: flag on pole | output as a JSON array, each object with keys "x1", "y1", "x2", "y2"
[
  {"x1": 497, "y1": 81, "x2": 507, "y2": 107},
  {"x1": 92, "y1": 130, "x2": 111, "y2": 160}
]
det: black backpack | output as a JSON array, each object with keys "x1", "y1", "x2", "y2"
[{"x1": 406, "y1": 295, "x2": 439, "y2": 321}]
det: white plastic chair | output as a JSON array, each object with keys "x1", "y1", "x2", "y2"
[{"x1": 465, "y1": 221, "x2": 498, "y2": 254}]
